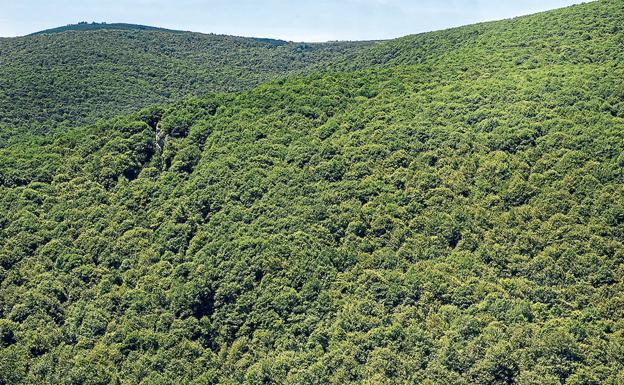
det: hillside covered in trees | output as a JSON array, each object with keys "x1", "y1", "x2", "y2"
[
  {"x1": 0, "y1": 26, "x2": 372, "y2": 141},
  {"x1": 30, "y1": 22, "x2": 184, "y2": 35},
  {"x1": 1, "y1": 1, "x2": 623, "y2": 384}
]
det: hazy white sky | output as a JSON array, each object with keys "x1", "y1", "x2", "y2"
[{"x1": 0, "y1": 0, "x2": 588, "y2": 41}]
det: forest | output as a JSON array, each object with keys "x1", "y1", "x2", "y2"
[
  {"x1": 0, "y1": 24, "x2": 371, "y2": 142},
  {"x1": 0, "y1": 1, "x2": 623, "y2": 384}
]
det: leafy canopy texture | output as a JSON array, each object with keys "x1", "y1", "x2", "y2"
[
  {"x1": 1, "y1": 1, "x2": 624, "y2": 384},
  {"x1": 0, "y1": 26, "x2": 371, "y2": 142}
]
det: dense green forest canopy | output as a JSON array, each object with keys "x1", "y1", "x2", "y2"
[
  {"x1": 0, "y1": 27, "x2": 372, "y2": 142},
  {"x1": 32, "y1": 22, "x2": 291, "y2": 47},
  {"x1": 1, "y1": 0, "x2": 623, "y2": 384},
  {"x1": 30, "y1": 22, "x2": 186, "y2": 35}
]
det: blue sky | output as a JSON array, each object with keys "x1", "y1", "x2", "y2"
[{"x1": 0, "y1": 0, "x2": 588, "y2": 41}]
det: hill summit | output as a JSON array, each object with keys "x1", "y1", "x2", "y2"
[{"x1": 30, "y1": 22, "x2": 183, "y2": 35}]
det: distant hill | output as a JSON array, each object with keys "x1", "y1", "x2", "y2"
[
  {"x1": 30, "y1": 22, "x2": 183, "y2": 35},
  {"x1": 0, "y1": 26, "x2": 372, "y2": 142},
  {"x1": 30, "y1": 22, "x2": 291, "y2": 46}
]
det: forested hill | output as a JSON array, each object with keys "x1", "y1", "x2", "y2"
[
  {"x1": 31, "y1": 23, "x2": 290, "y2": 46},
  {"x1": 2, "y1": 0, "x2": 621, "y2": 143},
  {"x1": 30, "y1": 22, "x2": 184, "y2": 35},
  {"x1": 0, "y1": 28, "x2": 372, "y2": 139},
  {"x1": 1, "y1": 0, "x2": 624, "y2": 384},
  {"x1": 320, "y1": 0, "x2": 622, "y2": 72}
]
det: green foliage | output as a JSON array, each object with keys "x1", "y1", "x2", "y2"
[
  {"x1": 1, "y1": 1, "x2": 624, "y2": 384},
  {"x1": 0, "y1": 27, "x2": 370, "y2": 143},
  {"x1": 30, "y1": 22, "x2": 184, "y2": 35}
]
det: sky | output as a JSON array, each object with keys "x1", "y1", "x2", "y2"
[{"x1": 0, "y1": 0, "x2": 589, "y2": 42}]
